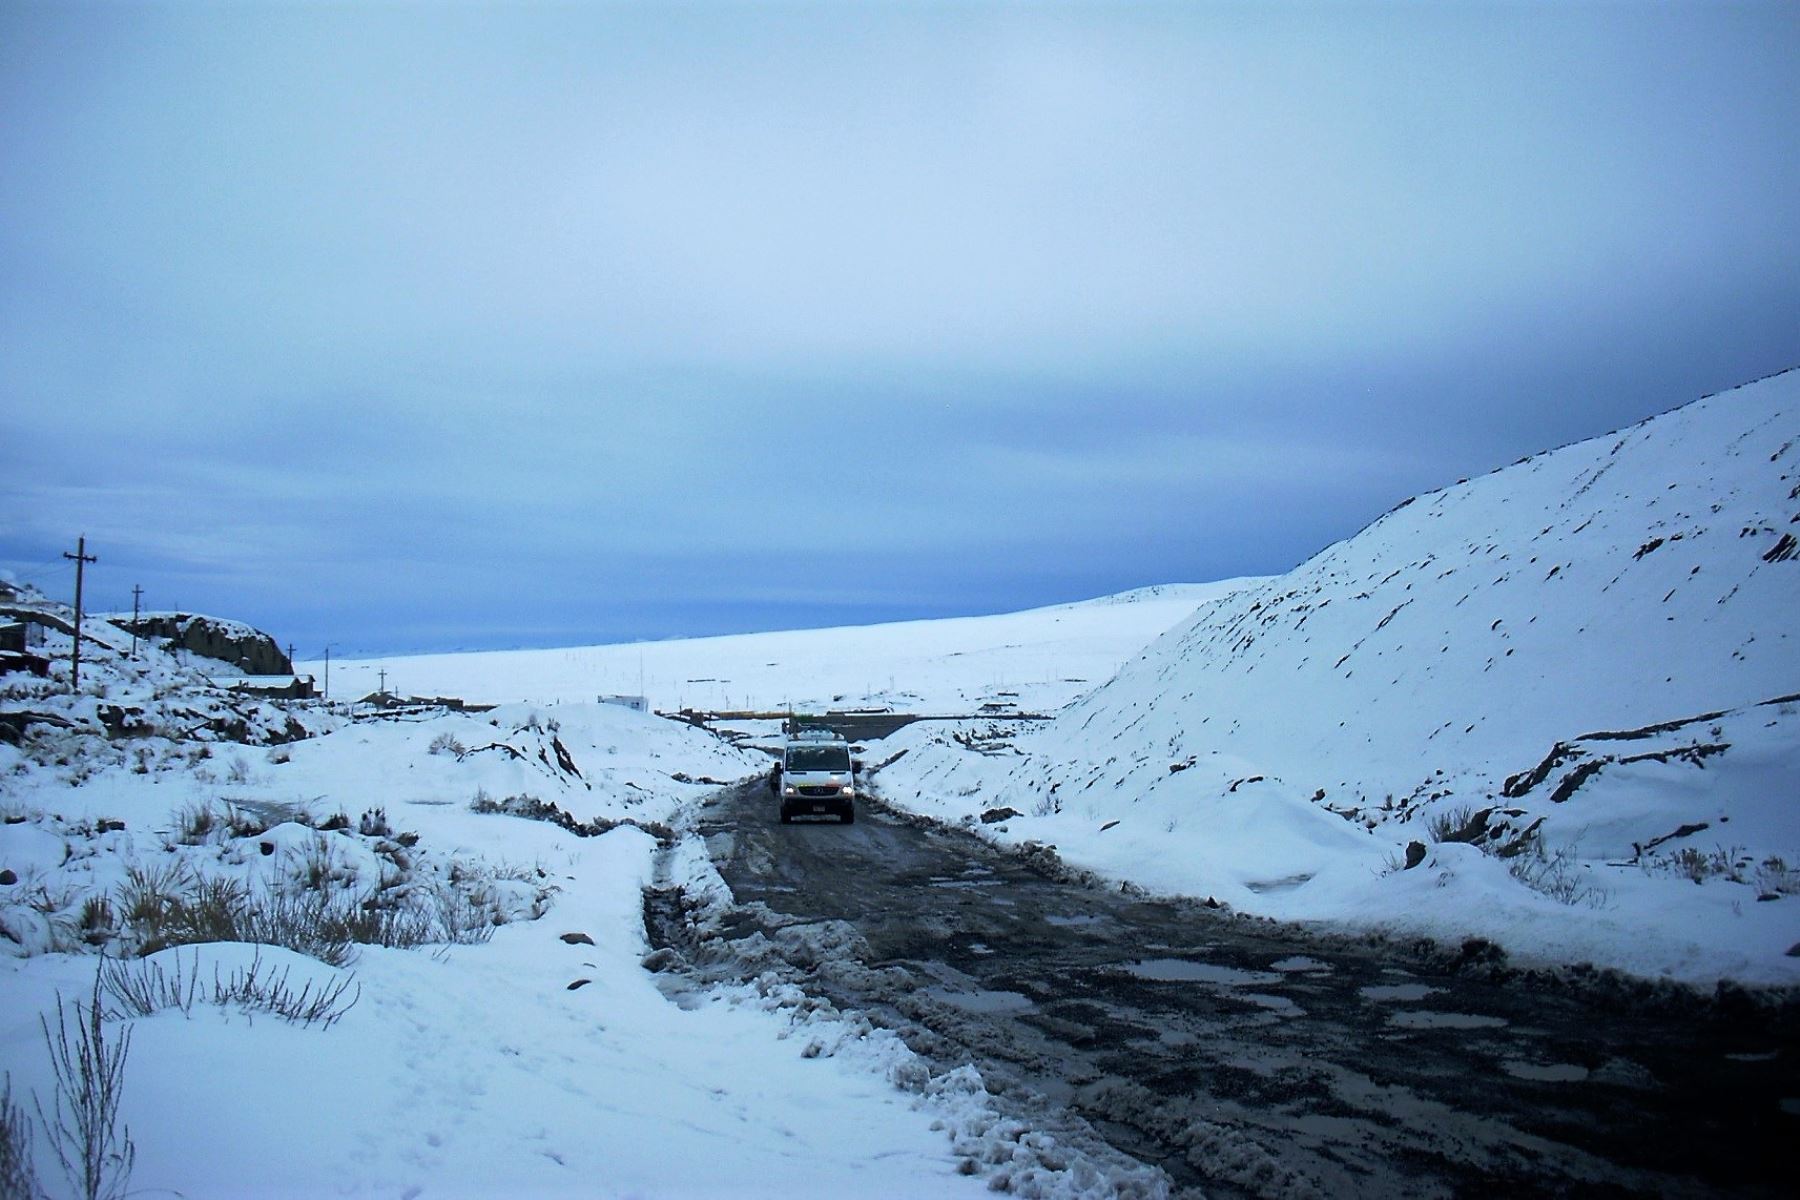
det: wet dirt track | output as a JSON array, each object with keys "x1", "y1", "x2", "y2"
[{"x1": 652, "y1": 781, "x2": 1797, "y2": 1198}]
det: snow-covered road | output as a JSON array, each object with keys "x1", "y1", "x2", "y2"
[{"x1": 653, "y1": 781, "x2": 1796, "y2": 1198}]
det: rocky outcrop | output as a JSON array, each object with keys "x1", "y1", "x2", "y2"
[{"x1": 109, "y1": 613, "x2": 291, "y2": 675}]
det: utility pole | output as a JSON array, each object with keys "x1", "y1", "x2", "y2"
[
  {"x1": 286, "y1": 642, "x2": 295, "y2": 675},
  {"x1": 322, "y1": 644, "x2": 335, "y2": 700},
  {"x1": 63, "y1": 536, "x2": 97, "y2": 690},
  {"x1": 377, "y1": 667, "x2": 388, "y2": 696},
  {"x1": 129, "y1": 584, "x2": 143, "y2": 658}
]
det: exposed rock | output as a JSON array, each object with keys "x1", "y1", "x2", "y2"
[
  {"x1": 560, "y1": 932, "x2": 596, "y2": 946},
  {"x1": 641, "y1": 947, "x2": 684, "y2": 973},
  {"x1": 1404, "y1": 840, "x2": 1428, "y2": 870},
  {"x1": 109, "y1": 612, "x2": 291, "y2": 674},
  {"x1": 980, "y1": 807, "x2": 1021, "y2": 824},
  {"x1": 0, "y1": 710, "x2": 77, "y2": 745}
]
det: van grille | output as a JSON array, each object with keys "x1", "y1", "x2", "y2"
[{"x1": 798, "y1": 785, "x2": 840, "y2": 798}]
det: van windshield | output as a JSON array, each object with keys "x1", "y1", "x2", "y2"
[{"x1": 787, "y1": 746, "x2": 851, "y2": 772}]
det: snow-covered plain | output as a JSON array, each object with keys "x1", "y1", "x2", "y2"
[
  {"x1": 316, "y1": 582, "x2": 1250, "y2": 715},
  {"x1": 879, "y1": 369, "x2": 1800, "y2": 985}
]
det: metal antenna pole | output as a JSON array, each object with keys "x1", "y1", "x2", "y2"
[{"x1": 62, "y1": 535, "x2": 97, "y2": 690}]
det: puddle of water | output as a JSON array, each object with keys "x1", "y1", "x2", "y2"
[
  {"x1": 1270, "y1": 956, "x2": 1331, "y2": 973},
  {"x1": 1045, "y1": 914, "x2": 1107, "y2": 928},
  {"x1": 1123, "y1": 959, "x2": 1281, "y2": 986},
  {"x1": 1502, "y1": 1060, "x2": 1589, "y2": 1083},
  {"x1": 967, "y1": 942, "x2": 995, "y2": 955},
  {"x1": 1244, "y1": 872, "x2": 1315, "y2": 894},
  {"x1": 1359, "y1": 983, "x2": 1443, "y2": 1003},
  {"x1": 932, "y1": 878, "x2": 1006, "y2": 889},
  {"x1": 1387, "y1": 1011, "x2": 1508, "y2": 1030},
  {"x1": 1242, "y1": 992, "x2": 1304, "y2": 1016},
  {"x1": 925, "y1": 986, "x2": 1035, "y2": 1014},
  {"x1": 1591, "y1": 1058, "x2": 1656, "y2": 1090}
]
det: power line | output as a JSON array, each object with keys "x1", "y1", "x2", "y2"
[{"x1": 3, "y1": 555, "x2": 76, "y2": 589}]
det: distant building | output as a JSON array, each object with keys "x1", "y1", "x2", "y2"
[
  {"x1": 599, "y1": 694, "x2": 649, "y2": 713},
  {"x1": 230, "y1": 676, "x2": 317, "y2": 700}
]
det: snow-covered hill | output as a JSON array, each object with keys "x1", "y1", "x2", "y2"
[
  {"x1": 327, "y1": 580, "x2": 1257, "y2": 714},
  {"x1": 881, "y1": 369, "x2": 1800, "y2": 984},
  {"x1": 1048, "y1": 368, "x2": 1796, "y2": 812}
]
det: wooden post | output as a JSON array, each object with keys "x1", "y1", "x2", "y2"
[{"x1": 62, "y1": 535, "x2": 97, "y2": 690}]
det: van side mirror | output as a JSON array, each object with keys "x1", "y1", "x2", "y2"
[{"x1": 852, "y1": 760, "x2": 863, "y2": 775}]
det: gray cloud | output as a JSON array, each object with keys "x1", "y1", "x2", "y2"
[{"x1": 4, "y1": 2, "x2": 1796, "y2": 653}]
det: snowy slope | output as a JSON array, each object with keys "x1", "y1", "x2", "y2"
[
  {"x1": 880, "y1": 370, "x2": 1800, "y2": 983},
  {"x1": 325, "y1": 581, "x2": 1256, "y2": 714},
  {"x1": 1069, "y1": 368, "x2": 1796, "y2": 810}
]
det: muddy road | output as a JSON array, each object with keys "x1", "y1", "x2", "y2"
[{"x1": 650, "y1": 781, "x2": 1796, "y2": 1197}]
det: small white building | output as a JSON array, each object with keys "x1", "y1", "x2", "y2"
[{"x1": 598, "y1": 694, "x2": 649, "y2": 713}]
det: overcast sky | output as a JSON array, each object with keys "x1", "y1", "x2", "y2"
[{"x1": 4, "y1": 1, "x2": 1796, "y2": 656}]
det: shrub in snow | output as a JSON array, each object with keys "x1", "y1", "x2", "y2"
[
  {"x1": 357, "y1": 807, "x2": 392, "y2": 838},
  {"x1": 36, "y1": 982, "x2": 135, "y2": 1200},
  {"x1": 115, "y1": 861, "x2": 190, "y2": 938},
  {"x1": 77, "y1": 897, "x2": 115, "y2": 947},
  {"x1": 1507, "y1": 841, "x2": 1608, "y2": 909},
  {"x1": 126, "y1": 874, "x2": 486, "y2": 968},
  {"x1": 1427, "y1": 804, "x2": 1481, "y2": 844},
  {"x1": 427, "y1": 731, "x2": 467, "y2": 760},
  {"x1": 171, "y1": 799, "x2": 265, "y2": 846},
  {"x1": 0, "y1": 1072, "x2": 45, "y2": 1200},
  {"x1": 1753, "y1": 856, "x2": 1797, "y2": 899},
  {"x1": 101, "y1": 947, "x2": 360, "y2": 1029}
]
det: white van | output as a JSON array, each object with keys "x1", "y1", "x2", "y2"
[{"x1": 772, "y1": 729, "x2": 858, "y2": 824}]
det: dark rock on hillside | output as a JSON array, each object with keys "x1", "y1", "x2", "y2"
[
  {"x1": 0, "y1": 710, "x2": 77, "y2": 745},
  {"x1": 110, "y1": 613, "x2": 291, "y2": 674}
]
